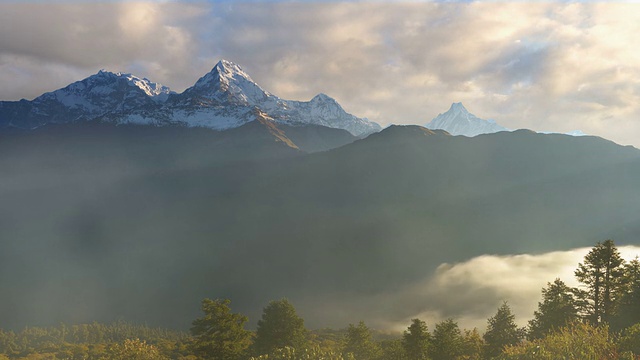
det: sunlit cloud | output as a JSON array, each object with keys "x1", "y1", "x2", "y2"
[
  {"x1": 1, "y1": 1, "x2": 639, "y2": 147},
  {"x1": 297, "y1": 246, "x2": 640, "y2": 332}
]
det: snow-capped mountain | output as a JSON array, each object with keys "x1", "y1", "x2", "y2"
[
  {"x1": 426, "y1": 102, "x2": 588, "y2": 138},
  {"x1": 130, "y1": 60, "x2": 380, "y2": 136},
  {"x1": 0, "y1": 60, "x2": 381, "y2": 137},
  {"x1": 425, "y1": 102, "x2": 508, "y2": 137},
  {"x1": 0, "y1": 70, "x2": 173, "y2": 129}
]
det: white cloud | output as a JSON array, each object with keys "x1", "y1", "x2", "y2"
[
  {"x1": 296, "y1": 245, "x2": 640, "y2": 333},
  {"x1": 384, "y1": 245, "x2": 640, "y2": 332}
]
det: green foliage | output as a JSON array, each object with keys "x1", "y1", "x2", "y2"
[
  {"x1": 402, "y1": 319, "x2": 430, "y2": 360},
  {"x1": 460, "y1": 328, "x2": 484, "y2": 360},
  {"x1": 574, "y1": 239, "x2": 626, "y2": 325},
  {"x1": 431, "y1": 319, "x2": 462, "y2": 360},
  {"x1": 499, "y1": 322, "x2": 618, "y2": 360},
  {"x1": 618, "y1": 323, "x2": 640, "y2": 355},
  {"x1": 249, "y1": 346, "x2": 354, "y2": 360},
  {"x1": 342, "y1": 322, "x2": 381, "y2": 360},
  {"x1": 528, "y1": 279, "x2": 580, "y2": 340},
  {"x1": 0, "y1": 321, "x2": 185, "y2": 359},
  {"x1": 379, "y1": 339, "x2": 407, "y2": 360},
  {"x1": 253, "y1": 299, "x2": 308, "y2": 356},
  {"x1": 612, "y1": 258, "x2": 640, "y2": 331},
  {"x1": 484, "y1": 302, "x2": 521, "y2": 358},
  {"x1": 189, "y1": 298, "x2": 252, "y2": 360},
  {"x1": 100, "y1": 338, "x2": 169, "y2": 360}
]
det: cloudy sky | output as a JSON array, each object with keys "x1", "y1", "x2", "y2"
[{"x1": 1, "y1": 1, "x2": 640, "y2": 146}]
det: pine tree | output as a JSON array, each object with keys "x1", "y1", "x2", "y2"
[
  {"x1": 342, "y1": 321, "x2": 381, "y2": 360},
  {"x1": 430, "y1": 319, "x2": 462, "y2": 360},
  {"x1": 612, "y1": 257, "x2": 640, "y2": 331},
  {"x1": 483, "y1": 302, "x2": 520, "y2": 358},
  {"x1": 574, "y1": 239, "x2": 625, "y2": 325},
  {"x1": 252, "y1": 299, "x2": 308, "y2": 356},
  {"x1": 401, "y1": 319, "x2": 430, "y2": 360},
  {"x1": 528, "y1": 278, "x2": 580, "y2": 339},
  {"x1": 189, "y1": 298, "x2": 252, "y2": 360}
]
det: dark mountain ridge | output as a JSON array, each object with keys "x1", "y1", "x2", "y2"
[{"x1": 0, "y1": 123, "x2": 639, "y2": 331}]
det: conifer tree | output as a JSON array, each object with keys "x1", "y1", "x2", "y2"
[
  {"x1": 612, "y1": 257, "x2": 640, "y2": 330},
  {"x1": 401, "y1": 319, "x2": 430, "y2": 360},
  {"x1": 574, "y1": 239, "x2": 625, "y2": 325},
  {"x1": 342, "y1": 321, "x2": 381, "y2": 360},
  {"x1": 483, "y1": 302, "x2": 520, "y2": 358},
  {"x1": 430, "y1": 319, "x2": 462, "y2": 360},
  {"x1": 252, "y1": 299, "x2": 308, "y2": 356},
  {"x1": 528, "y1": 278, "x2": 580, "y2": 339},
  {"x1": 190, "y1": 298, "x2": 252, "y2": 360}
]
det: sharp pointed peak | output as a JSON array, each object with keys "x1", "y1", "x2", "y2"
[
  {"x1": 211, "y1": 59, "x2": 248, "y2": 76},
  {"x1": 448, "y1": 102, "x2": 468, "y2": 113},
  {"x1": 311, "y1": 93, "x2": 335, "y2": 102}
]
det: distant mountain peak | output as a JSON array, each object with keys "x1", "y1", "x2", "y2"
[
  {"x1": 426, "y1": 103, "x2": 508, "y2": 137},
  {"x1": 449, "y1": 102, "x2": 468, "y2": 114}
]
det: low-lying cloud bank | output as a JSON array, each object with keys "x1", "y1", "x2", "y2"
[{"x1": 300, "y1": 246, "x2": 640, "y2": 332}]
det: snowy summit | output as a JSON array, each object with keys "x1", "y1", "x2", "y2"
[
  {"x1": 425, "y1": 102, "x2": 509, "y2": 137},
  {"x1": 0, "y1": 60, "x2": 381, "y2": 137}
]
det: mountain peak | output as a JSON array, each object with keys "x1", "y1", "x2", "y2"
[
  {"x1": 449, "y1": 102, "x2": 468, "y2": 114},
  {"x1": 188, "y1": 59, "x2": 269, "y2": 106},
  {"x1": 311, "y1": 93, "x2": 337, "y2": 104},
  {"x1": 212, "y1": 59, "x2": 251, "y2": 80},
  {"x1": 426, "y1": 103, "x2": 508, "y2": 137}
]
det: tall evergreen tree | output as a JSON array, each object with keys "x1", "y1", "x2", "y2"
[
  {"x1": 189, "y1": 298, "x2": 252, "y2": 360},
  {"x1": 483, "y1": 302, "x2": 520, "y2": 358},
  {"x1": 528, "y1": 278, "x2": 580, "y2": 339},
  {"x1": 612, "y1": 257, "x2": 640, "y2": 331},
  {"x1": 574, "y1": 239, "x2": 625, "y2": 325},
  {"x1": 342, "y1": 321, "x2": 381, "y2": 360},
  {"x1": 401, "y1": 319, "x2": 430, "y2": 360},
  {"x1": 430, "y1": 319, "x2": 462, "y2": 360},
  {"x1": 252, "y1": 299, "x2": 308, "y2": 356}
]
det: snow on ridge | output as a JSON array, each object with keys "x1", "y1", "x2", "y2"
[
  {"x1": 2, "y1": 60, "x2": 381, "y2": 137},
  {"x1": 426, "y1": 102, "x2": 508, "y2": 137},
  {"x1": 426, "y1": 102, "x2": 586, "y2": 138}
]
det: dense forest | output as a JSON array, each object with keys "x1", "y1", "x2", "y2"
[{"x1": 3, "y1": 240, "x2": 640, "y2": 359}]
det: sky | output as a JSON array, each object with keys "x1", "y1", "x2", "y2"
[{"x1": 1, "y1": 1, "x2": 640, "y2": 146}]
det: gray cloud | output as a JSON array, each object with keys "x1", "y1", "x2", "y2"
[{"x1": 1, "y1": 2, "x2": 639, "y2": 147}]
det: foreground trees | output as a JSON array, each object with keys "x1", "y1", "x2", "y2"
[
  {"x1": 527, "y1": 278, "x2": 580, "y2": 339},
  {"x1": 252, "y1": 299, "x2": 308, "y2": 356},
  {"x1": 342, "y1": 321, "x2": 381, "y2": 360},
  {"x1": 430, "y1": 319, "x2": 462, "y2": 360},
  {"x1": 402, "y1": 319, "x2": 430, "y2": 360},
  {"x1": 574, "y1": 239, "x2": 626, "y2": 325},
  {"x1": 483, "y1": 302, "x2": 521, "y2": 358},
  {"x1": 501, "y1": 322, "x2": 618, "y2": 359},
  {"x1": 190, "y1": 298, "x2": 252, "y2": 360},
  {"x1": 101, "y1": 338, "x2": 169, "y2": 360}
]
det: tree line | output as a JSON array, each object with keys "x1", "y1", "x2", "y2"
[{"x1": 3, "y1": 239, "x2": 640, "y2": 359}]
